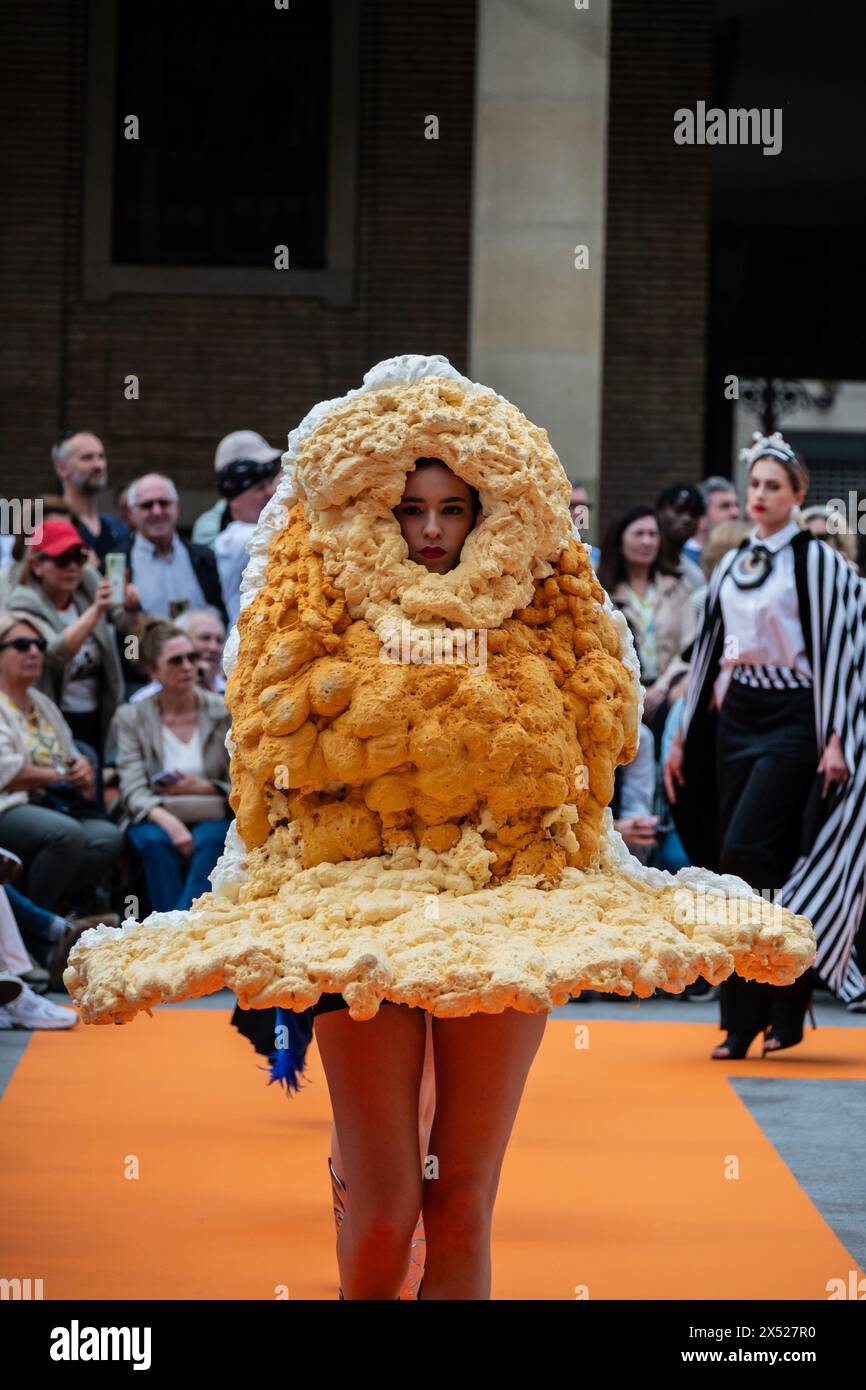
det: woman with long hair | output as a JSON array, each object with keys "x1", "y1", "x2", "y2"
[
  {"x1": 597, "y1": 505, "x2": 697, "y2": 729},
  {"x1": 0, "y1": 612, "x2": 123, "y2": 912},
  {"x1": 665, "y1": 432, "x2": 866, "y2": 1057}
]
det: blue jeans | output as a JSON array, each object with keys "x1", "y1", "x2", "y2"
[
  {"x1": 5, "y1": 883, "x2": 61, "y2": 967},
  {"x1": 126, "y1": 819, "x2": 232, "y2": 914}
]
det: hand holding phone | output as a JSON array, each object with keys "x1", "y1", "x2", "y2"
[{"x1": 152, "y1": 768, "x2": 182, "y2": 789}]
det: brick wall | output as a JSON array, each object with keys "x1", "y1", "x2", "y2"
[
  {"x1": 0, "y1": 0, "x2": 477, "y2": 517},
  {"x1": 598, "y1": 0, "x2": 713, "y2": 537}
]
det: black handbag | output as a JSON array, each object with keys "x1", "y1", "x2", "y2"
[{"x1": 37, "y1": 781, "x2": 105, "y2": 821}]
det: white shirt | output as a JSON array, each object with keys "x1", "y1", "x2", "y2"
[
  {"x1": 160, "y1": 722, "x2": 205, "y2": 778},
  {"x1": 714, "y1": 520, "x2": 810, "y2": 707},
  {"x1": 214, "y1": 521, "x2": 255, "y2": 628},
  {"x1": 131, "y1": 532, "x2": 207, "y2": 620}
]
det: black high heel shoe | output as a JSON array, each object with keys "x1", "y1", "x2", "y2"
[
  {"x1": 762, "y1": 971, "x2": 816, "y2": 1055},
  {"x1": 763, "y1": 998, "x2": 817, "y2": 1053},
  {"x1": 710, "y1": 1027, "x2": 769, "y2": 1060}
]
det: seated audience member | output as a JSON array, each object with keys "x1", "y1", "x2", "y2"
[
  {"x1": 0, "y1": 613, "x2": 124, "y2": 912},
  {"x1": 129, "y1": 608, "x2": 227, "y2": 704},
  {"x1": 115, "y1": 623, "x2": 232, "y2": 914},
  {"x1": 6, "y1": 518, "x2": 125, "y2": 758},
  {"x1": 1, "y1": 496, "x2": 76, "y2": 605},
  {"x1": 4, "y1": 878, "x2": 116, "y2": 992},
  {"x1": 0, "y1": 886, "x2": 77, "y2": 1029}
]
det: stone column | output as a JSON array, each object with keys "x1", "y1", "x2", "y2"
[{"x1": 468, "y1": 0, "x2": 611, "y2": 535}]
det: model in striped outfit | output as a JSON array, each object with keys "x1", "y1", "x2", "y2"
[{"x1": 664, "y1": 432, "x2": 866, "y2": 1058}]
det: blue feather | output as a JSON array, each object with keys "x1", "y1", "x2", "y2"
[{"x1": 265, "y1": 1006, "x2": 314, "y2": 1095}]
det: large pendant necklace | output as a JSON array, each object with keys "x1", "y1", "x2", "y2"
[{"x1": 730, "y1": 543, "x2": 773, "y2": 589}]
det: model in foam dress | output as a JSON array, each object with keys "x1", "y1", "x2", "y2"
[{"x1": 66, "y1": 357, "x2": 815, "y2": 1300}]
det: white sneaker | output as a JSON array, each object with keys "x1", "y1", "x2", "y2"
[{"x1": 0, "y1": 984, "x2": 78, "y2": 1030}]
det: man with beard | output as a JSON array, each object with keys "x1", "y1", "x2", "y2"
[{"x1": 51, "y1": 430, "x2": 131, "y2": 566}]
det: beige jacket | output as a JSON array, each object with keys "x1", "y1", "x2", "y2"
[
  {"x1": 0, "y1": 687, "x2": 78, "y2": 816},
  {"x1": 114, "y1": 688, "x2": 231, "y2": 829},
  {"x1": 611, "y1": 572, "x2": 697, "y2": 700},
  {"x1": 6, "y1": 569, "x2": 125, "y2": 749}
]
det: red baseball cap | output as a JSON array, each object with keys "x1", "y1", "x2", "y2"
[{"x1": 34, "y1": 518, "x2": 87, "y2": 557}]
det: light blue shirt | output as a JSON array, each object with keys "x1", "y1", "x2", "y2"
[{"x1": 130, "y1": 532, "x2": 206, "y2": 619}]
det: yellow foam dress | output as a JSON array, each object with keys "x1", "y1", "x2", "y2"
[{"x1": 66, "y1": 356, "x2": 815, "y2": 1025}]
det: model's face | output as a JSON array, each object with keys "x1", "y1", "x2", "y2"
[
  {"x1": 393, "y1": 462, "x2": 476, "y2": 574},
  {"x1": 229, "y1": 476, "x2": 277, "y2": 524},
  {"x1": 0, "y1": 622, "x2": 44, "y2": 686},
  {"x1": 132, "y1": 476, "x2": 179, "y2": 545},
  {"x1": 153, "y1": 636, "x2": 198, "y2": 693},
  {"x1": 747, "y1": 459, "x2": 805, "y2": 529},
  {"x1": 621, "y1": 516, "x2": 660, "y2": 567},
  {"x1": 706, "y1": 490, "x2": 740, "y2": 527},
  {"x1": 60, "y1": 433, "x2": 107, "y2": 493}
]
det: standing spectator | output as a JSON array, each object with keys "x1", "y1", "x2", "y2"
[
  {"x1": 597, "y1": 506, "x2": 697, "y2": 727},
  {"x1": 683, "y1": 478, "x2": 741, "y2": 567},
  {"x1": 214, "y1": 457, "x2": 281, "y2": 626},
  {"x1": 7, "y1": 519, "x2": 125, "y2": 756},
  {"x1": 51, "y1": 430, "x2": 131, "y2": 565},
  {"x1": 114, "y1": 482, "x2": 136, "y2": 534},
  {"x1": 192, "y1": 430, "x2": 282, "y2": 547},
  {"x1": 0, "y1": 614, "x2": 123, "y2": 912},
  {"x1": 655, "y1": 483, "x2": 705, "y2": 592},
  {"x1": 124, "y1": 475, "x2": 226, "y2": 623},
  {"x1": 114, "y1": 624, "x2": 232, "y2": 913}
]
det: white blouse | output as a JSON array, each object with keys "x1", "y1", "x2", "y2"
[
  {"x1": 160, "y1": 722, "x2": 205, "y2": 778},
  {"x1": 714, "y1": 520, "x2": 811, "y2": 706}
]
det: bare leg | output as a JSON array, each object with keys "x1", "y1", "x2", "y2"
[
  {"x1": 314, "y1": 1003, "x2": 427, "y2": 1299},
  {"x1": 421, "y1": 1008, "x2": 548, "y2": 1299},
  {"x1": 331, "y1": 1010, "x2": 436, "y2": 1180}
]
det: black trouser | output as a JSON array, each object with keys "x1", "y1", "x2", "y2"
[{"x1": 715, "y1": 682, "x2": 817, "y2": 1036}]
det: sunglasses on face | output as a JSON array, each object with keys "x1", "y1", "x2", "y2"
[
  {"x1": 0, "y1": 637, "x2": 48, "y2": 654},
  {"x1": 166, "y1": 651, "x2": 197, "y2": 667},
  {"x1": 136, "y1": 498, "x2": 174, "y2": 512},
  {"x1": 47, "y1": 549, "x2": 88, "y2": 567}
]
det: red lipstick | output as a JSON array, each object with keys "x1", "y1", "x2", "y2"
[{"x1": 420, "y1": 547, "x2": 446, "y2": 557}]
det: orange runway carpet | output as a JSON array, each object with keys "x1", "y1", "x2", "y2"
[{"x1": 2, "y1": 1011, "x2": 864, "y2": 1300}]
